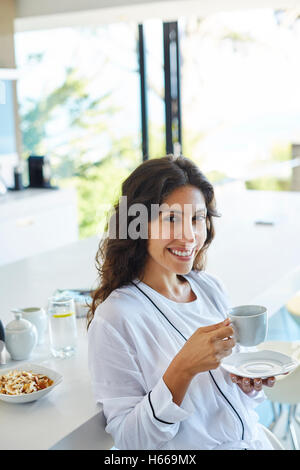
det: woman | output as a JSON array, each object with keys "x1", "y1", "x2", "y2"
[{"x1": 87, "y1": 155, "x2": 275, "y2": 450}]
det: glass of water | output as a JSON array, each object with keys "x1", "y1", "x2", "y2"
[{"x1": 48, "y1": 296, "x2": 77, "y2": 358}]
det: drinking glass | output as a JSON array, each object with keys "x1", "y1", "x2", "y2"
[{"x1": 48, "y1": 297, "x2": 77, "y2": 358}]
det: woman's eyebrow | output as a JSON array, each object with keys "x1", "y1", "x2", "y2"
[{"x1": 161, "y1": 208, "x2": 207, "y2": 214}]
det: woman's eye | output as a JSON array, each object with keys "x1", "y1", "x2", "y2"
[
  {"x1": 164, "y1": 215, "x2": 206, "y2": 223},
  {"x1": 166, "y1": 215, "x2": 177, "y2": 223},
  {"x1": 193, "y1": 214, "x2": 206, "y2": 221}
]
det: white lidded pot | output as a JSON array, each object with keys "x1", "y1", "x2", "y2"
[
  {"x1": 15, "y1": 307, "x2": 47, "y2": 345},
  {"x1": 5, "y1": 313, "x2": 38, "y2": 361}
]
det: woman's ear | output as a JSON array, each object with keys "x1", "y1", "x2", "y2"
[{"x1": 206, "y1": 217, "x2": 211, "y2": 232}]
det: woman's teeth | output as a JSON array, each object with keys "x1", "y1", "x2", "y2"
[{"x1": 169, "y1": 248, "x2": 193, "y2": 257}]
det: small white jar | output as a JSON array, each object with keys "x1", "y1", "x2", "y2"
[
  {"x1": 5, "y1": 313, "x2": 38, "y2": 361},
  {"x1": 19, "y1": 307, "x2": 47, "y2": 344}
]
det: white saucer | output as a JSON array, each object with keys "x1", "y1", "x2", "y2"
[{"x1": 221, "y1": 350, "x2": 299, "y2": 379}]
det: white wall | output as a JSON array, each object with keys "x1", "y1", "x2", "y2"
[
  {"x1": 14, "y1": 0, "x2": 300, "y2": 31},
  {"x1": 15, "y1": 0, "x2": 175, "y2": 17},
  {"x1": 0, "y1": 0, "x2": 22, "y2": 159}
]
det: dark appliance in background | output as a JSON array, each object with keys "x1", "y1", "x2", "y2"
[
  {"x1": 0, "y1": 319, "x2": 5, "y2": 365},
  {"x1": 28, "y1": 155, "x2": 57, "y2": 189}
]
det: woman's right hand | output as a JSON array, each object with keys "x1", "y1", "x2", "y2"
[
  {"x1": 175, "y1": 318, "x2": 235, "y2": 379},
  {"x1": 163, "y1": 318, "x2": 235, "y2": 406}
]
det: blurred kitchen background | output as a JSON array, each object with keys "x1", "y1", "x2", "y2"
[
  {"x1": 1, "y1": 0, "x2": 300, "y2": 450},
  {"x1": 1, "y1": 0, "x2": 300, "y2": 303}
]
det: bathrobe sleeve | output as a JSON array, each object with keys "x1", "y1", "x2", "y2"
[{"x1": 88, "y1": 315, "x2": 195, "y2": 450}]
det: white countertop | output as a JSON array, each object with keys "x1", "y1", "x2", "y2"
[
  {"x1": 0, "y1": 187, "x2": 77, "y2": 221},
  {"x1": 0, "y1": 235, "x2": 114, "y2": 450},
  {"x1": 0, "y1": 187, "x2": 300, "y2": 449},
  {"x1": 0, "y1": 319, "x2": 112, "y2": 450}
]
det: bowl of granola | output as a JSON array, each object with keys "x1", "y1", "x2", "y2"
[{"x1": 0, "y1": 363, "x2": 63, "y2": 403}]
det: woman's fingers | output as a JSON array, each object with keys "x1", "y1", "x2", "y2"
[
  {"x1": 253, "y1": 378, "x2": 262, "y2": 391},
  {"x1": 262, "y1": 376, "x2": 276, "y2": 387},
  {"x1": 231, "y1": 374, "x2": 277, "y2": 392},
  {"x1": 200, "y1": 318, "x2": 231, "y2": 334},
  {"x1": 230, "y1": 374, "x2": 238, "y2": 384},
  {"x1": 230, "y1": 374, "x2": 252, "y2": 392},
  {"x1": 241, "y1": 377, "x2": 252, "y2": 393},
  {"x1": 215, "y1": 336, "x2": 235, "y2": 352},
  {"x1": 213, "y1": 325, "x2": 235, "y2": 341}
]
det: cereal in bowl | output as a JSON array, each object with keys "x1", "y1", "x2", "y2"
[{"x1": 0, "y1": 370, "x2": 54, "y2": 395}]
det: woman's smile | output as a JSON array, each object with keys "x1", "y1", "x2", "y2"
[{"x1": 166, "y1": 246, "x2": 196, "y2": 261}]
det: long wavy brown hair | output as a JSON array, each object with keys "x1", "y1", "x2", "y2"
[{"x1": 87, "y1": 155, "x2": 220, "y2": 328}]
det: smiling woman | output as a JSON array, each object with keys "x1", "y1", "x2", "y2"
[
  {"x1": 87, "y1": 154, "x2": 275, "y2": 450},
  {"x1": 87, "y1": 154, "x2": 220, "y2": 323},
  {"x1": 144, "y1": 185, "x2": 209, "y2": 301}
]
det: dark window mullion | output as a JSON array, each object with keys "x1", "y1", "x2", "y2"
[
  {"x1": 163, "y1": 21, "x2": 182, "y2": 156},
  {"x1": 138, "y1": 24, "x2": 148, "y2": 161},
  {"x1": 163, "y1": 22, "x2": 172, "y2": 155}
]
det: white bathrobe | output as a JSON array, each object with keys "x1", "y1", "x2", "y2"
[{"x1": 88, "y1": 270, "x2": 273, "y2": 450}]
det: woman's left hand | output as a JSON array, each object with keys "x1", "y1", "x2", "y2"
[{"x1": 230, "y1": 374, "x2": 276, "y2": 394}]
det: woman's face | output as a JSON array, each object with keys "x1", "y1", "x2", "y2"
[{"x1": 147, "y1": 185, "x2": 208, "y2": 275}]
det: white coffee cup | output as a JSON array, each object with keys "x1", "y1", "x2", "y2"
[{"x1": 228, "y1": 305, "x2": 268, "y2": 347}]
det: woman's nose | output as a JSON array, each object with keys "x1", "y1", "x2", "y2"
[
  {"x1": 184, "y1": 223, "x2": 196, "y2": 242},
  {"x1": 175, "y1": 218, "x2": 196, "y2": 242}
]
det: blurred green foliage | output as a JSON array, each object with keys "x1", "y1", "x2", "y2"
[
  {"x1": 60, "y1": 153, "x2": 138, "y2": 239},
  {"x1": 20, "y1": 59, "x2": 294, "y2": 242},
  {"x1": 245, "y1": 143, "x2": 292, "y2": 190},
  {"x1": 20, "y1": 67, "x2": 141, "y2": 238},
  {"x1": 245, "y1": 177, "x2": 291, "y2": 191},
  {"x1": 270, "y1": 142, "x2": 292, "y2": 162}
]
